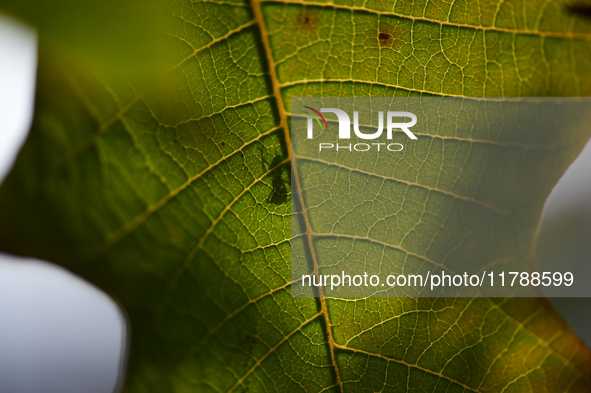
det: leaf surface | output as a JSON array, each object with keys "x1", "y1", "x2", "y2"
[{"x1": 1, "y1": 0, "x2": 591, "y2": 392}]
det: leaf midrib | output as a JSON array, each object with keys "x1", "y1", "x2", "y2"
[{"x1": 250, "y1": 0, "x2": 346, "y2": 390}]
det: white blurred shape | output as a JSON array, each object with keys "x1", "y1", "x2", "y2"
[
  {"x1": 0, "y1": 254, "x2": 127, "y2": 393},
  {"x1": 0, "y1": 14, "x2": 126, "y2": 393},
  {"x1": 539, "y1": 138, "x2": 591, "y2": 344},
  {"x1": 0, "y1": 13, "x2": 36, "y2": 183},
  {"x1": 542, "y1": 138, "x2": 591, "y2": 221}
]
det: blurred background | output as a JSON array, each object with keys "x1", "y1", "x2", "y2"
[
  {"x1": 0, "y1": 13, "x2": 127, "y2": 393},
  {"x1": 1, "y1": 11, "x2": 591, "y2": 393}
]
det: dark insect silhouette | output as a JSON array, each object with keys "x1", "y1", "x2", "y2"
[{"x1": 263, "y1": 154, "x2": 290, "y2": 205}]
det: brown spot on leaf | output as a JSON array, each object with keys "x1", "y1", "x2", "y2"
[
  {"x1": 221, "y1": 142, "x2": 225, "y2": 146},
  {"x1": 378, "y1": 31, "x2": 393, "y2": 47},
  {"x1": 296, "y1": 12, "x2": 318, "y2": 31},
  {"x1": 377, "y1": 24, "x2": 402, "y2": 48}
]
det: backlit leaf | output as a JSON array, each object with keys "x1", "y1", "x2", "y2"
[{"x1": 1, "y1": 0, "x2": 591, "y2": 391}]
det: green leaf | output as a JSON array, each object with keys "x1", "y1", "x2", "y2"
[{"x1": 1, "y1": 0, "x2": 591, "y2": 391}]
